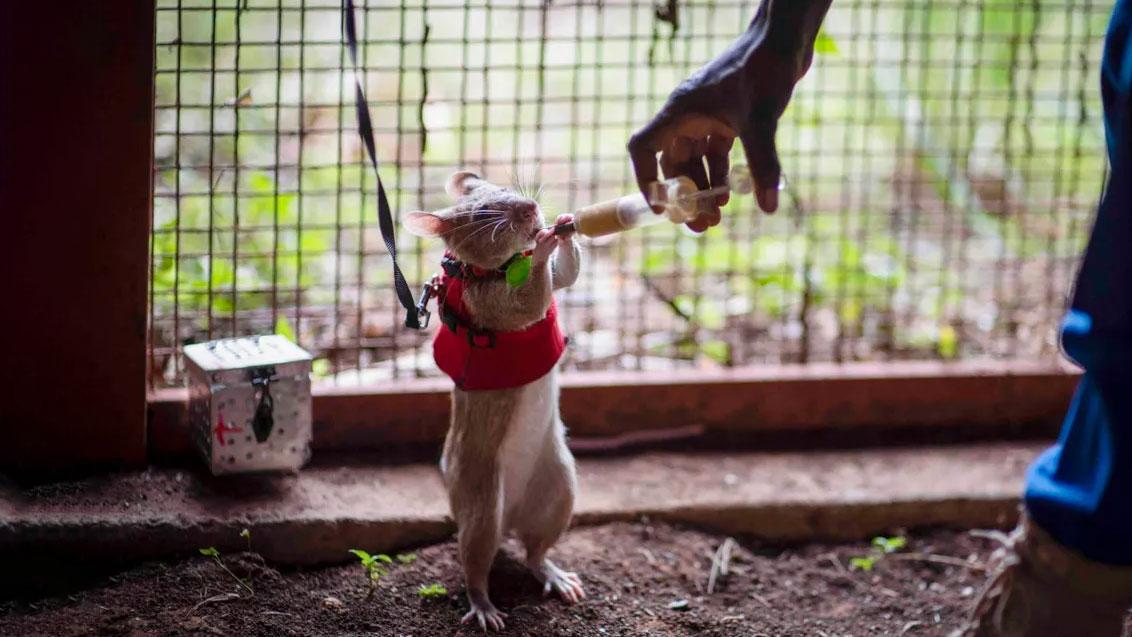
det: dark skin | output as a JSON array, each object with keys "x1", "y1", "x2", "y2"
[{"x1": 628, "y1": 0, "x2": 833, "y2": 231}]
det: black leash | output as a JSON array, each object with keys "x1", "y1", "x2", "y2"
[{"x1": 342, "y1": 0, "x2": 425, "y2": 329}]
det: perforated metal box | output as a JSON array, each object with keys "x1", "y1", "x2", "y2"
[{"x1": 183, "y1": 335, "x2": 312, "y2": 475}]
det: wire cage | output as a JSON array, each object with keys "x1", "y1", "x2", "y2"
[{"x1": 150, "y1": 0, "x2": 1108, "y2": 388}]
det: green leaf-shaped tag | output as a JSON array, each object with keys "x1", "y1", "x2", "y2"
[{"x1": 505, "y1": 255, "x2": 532, "y2": 288}]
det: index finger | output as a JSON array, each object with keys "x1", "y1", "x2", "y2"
[{"x1": 628, "y1": 121, "x2": 669, "y2": 213}]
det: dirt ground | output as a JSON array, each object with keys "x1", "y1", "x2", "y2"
[{"x1": 3, "y1": 521, "x2": 1128, "y2": 637}]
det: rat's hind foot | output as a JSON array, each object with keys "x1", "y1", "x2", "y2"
[
  {"x1": 531, "y1": 559, "x2": 585, "y2": 604},
  {"x1": 462, "y1": 590, "x2": 507, "y2": 632}
]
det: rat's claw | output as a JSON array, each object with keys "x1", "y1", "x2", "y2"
[
  {"x1": 532, "y1": 560, "x2": 586, "y2": 605},
  {"x1": 462, "y1": 605, "x2": 507, "y2": 632}
]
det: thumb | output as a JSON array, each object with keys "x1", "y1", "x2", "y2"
[{"x1": 737, "y1": 117, "x2": 782, "y2": 213}]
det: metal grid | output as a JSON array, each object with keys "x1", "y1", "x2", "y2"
[{"x1": 150, "y1": 0, "x2": 1109, "y2": 387}]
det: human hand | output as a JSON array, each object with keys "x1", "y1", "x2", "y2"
[{"x1": 628, "y1": 2, "x2": 825, "y2": 230}]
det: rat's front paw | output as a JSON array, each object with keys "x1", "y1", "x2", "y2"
[
  {"x1": 554, "y1": 214, "x2": 575, "y2": 244},
  {"x1": 462, "y1": 591, "x2": 507, "y2": 632},
  {"x1": 532, "y1": 228, "x2": 557, "y2": 264}
]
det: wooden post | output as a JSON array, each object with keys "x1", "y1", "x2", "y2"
[{"x1": 0, "y1": 2, "x2": 155, "y2": 474}]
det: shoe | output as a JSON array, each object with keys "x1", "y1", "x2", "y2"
[{"x1": 953, "y1": 513, "x2": 1132, "y2": 637}]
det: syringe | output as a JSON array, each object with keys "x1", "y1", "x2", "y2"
[{"x1": 553, "y1": 164, "x2": 756, "y2": 238}]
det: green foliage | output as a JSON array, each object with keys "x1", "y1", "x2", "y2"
[
  {"x1": 396, "y1": 553, "x2": 418, "y2": 565},
  {"x1": 350, "y1": 548, "x2": 395, "y2": 599},
  {"x1": 312, "y1": 358, "x2": 332, "y2": 378},
  {"x1": 240, "y1": 528, "x2": 252, "y2": 552},
  {"x1": 849, "y1": 556, "x2": 879, "y2": 572},
  {"x1": 701, "y1": 339, "x2": 731, "y2": 365},
  {"x1": 937, "y1": 325, "x2": 958, "y2": 359},
  {"x1": 873, "y1": 535, "x2": 907, "y2": 554},
  {"x1": 151, "y1": 171, "x2": 330, "y2": 319},
  {"x1": 198, "y1": 543, "x2": 255, "y2": 596},
  {"x1": 641, "y1": 224, "x2": 907, "y2": 350},
  {"x1": 850, "y1": 535, "x2": 909, "y2": 572},
  {"x1": 349, "y1": 549, "x2": 394, "y2": 581},
  {"x1": 417, "y1": 583, "x2": 448, "y2": 599},
  {"x1": 274, "y1": 316, "x2": 296, "y2": 343}
]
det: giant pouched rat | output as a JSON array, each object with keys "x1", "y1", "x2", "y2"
[{"x1": 404, "y1": 171, "x2": 584, "y2": 632}]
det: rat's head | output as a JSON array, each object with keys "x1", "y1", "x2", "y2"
[{"x1": 404, "y1": 172, "x2": 542, "y2": 268}]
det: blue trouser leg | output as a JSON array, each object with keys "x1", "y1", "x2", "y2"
[{"x1": 1023, "y1": 0, "x2": 1132, "y2": 566}]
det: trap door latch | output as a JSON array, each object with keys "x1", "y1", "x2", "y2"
[{"x1": 248, "y1": 365, "x2": 277, "y2": 443}]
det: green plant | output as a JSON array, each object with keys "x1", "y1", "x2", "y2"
[
  {"x1": 849, "y1": 535, "x2": 909, "y2": 572},
  {"x1": 199, "y1": 546, "x2": 255, "y2": 596},
  {"x1": 417, "y1": 583, "x2": 448, "y2": 599},
  {"x1": 396, "y1": 553, "x2": 417, "y2": 564},
  {"x1": 349, "y1": 549, "x2": 393, "y2": 599},
  {"x1": 240, "y1": 528, "x2": 252, "y2": 552}
]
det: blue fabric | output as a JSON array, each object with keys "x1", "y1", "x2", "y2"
[{"x1": 1023, "y1": 0, "x2": 1132, "y2": 566}]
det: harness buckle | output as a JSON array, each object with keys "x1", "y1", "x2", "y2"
[{"x1": 441, "y1": 256, "x2": 463, "y2": 278}]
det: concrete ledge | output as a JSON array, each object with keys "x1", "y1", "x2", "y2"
[{"x1": 0, "y1": 443, "x2": 1040, "y2": 569}]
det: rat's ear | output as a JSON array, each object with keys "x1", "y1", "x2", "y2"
[
  {"x1": 403, "y1": 211, "x2": 453, "y2": 237},
  {"x1": 446, "y1": 171, "x2": 484, "y2": 200}
]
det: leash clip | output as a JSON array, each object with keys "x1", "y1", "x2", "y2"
[{"x1": 412, "y1": 274, "x2": 443, "y2": 329}]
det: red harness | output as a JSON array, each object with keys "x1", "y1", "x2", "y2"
[{"x1": 433, "y1": 256, "x2": 566, "y2": 391}]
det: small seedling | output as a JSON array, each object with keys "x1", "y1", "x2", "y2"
[
  {"x1": 417, "y1": 583, "x2": 448, "y2": 599},
  {"x1": 849, "y1": 555, "x2": 880, "y2": 571},
  {"x1": 396, "y1": 553, "x2": 417, "y2": 565},
  {"x1": 198, "y1": 546, "x2": 255, "y2": 596},
  {"x1": 349, "y1": 549, "x2": 393, "y2": 599},
  {"x1": 240, "y1": 528, "x2": 252, "y2": 552},
  {"x1": 873, "y1": 535, "x2": 908, "y2": 554},
  {"x1": 849, "y1": 535, "x2": 908, "y2": 572}
]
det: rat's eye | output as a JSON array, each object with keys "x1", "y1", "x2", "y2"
[{"x1": 473, "y1": 209, "x2": 500, "y2": 222}]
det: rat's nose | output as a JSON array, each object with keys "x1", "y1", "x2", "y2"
[{"x1": 512, "y1": 201, "x2": 537, "y2": 221}]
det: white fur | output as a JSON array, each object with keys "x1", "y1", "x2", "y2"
[{"x1": 500, "y1": 367, "x2": 557, "y2": 525}]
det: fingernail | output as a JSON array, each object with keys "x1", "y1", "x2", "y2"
[{"x1": 761, "y1": 187, "x2": 779, "y2": 213}]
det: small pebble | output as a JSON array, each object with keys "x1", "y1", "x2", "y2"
[
  {"x1": 668, "y1": 599, "x2": 690, "y2": 611},
  {"x1": 322, "y1": 596, "x2": 345, "y2": 610}
]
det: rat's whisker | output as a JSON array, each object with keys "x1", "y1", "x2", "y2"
[
  {"x1": 445, "y1": 210, "x2": 505, "y2": 219},
  {"x1": 437, "y1": 217, "x2": 499, "y2": 237},
  {"x1": 452, "y1": 218, "x2": 503, "y2": 251}
]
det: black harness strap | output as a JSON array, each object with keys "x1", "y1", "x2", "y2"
[{"x1": 342, "y1": 0, "x2": 423, "y2": 329}]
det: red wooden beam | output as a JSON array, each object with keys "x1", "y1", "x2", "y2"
[
  {"x1": 148, "y1": 360, "x2": 1079, "y2": 461},
  {"x1": 0, "y1": 2, "x2": 156, "y2": 474}
]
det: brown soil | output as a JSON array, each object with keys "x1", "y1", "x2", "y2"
[{"x1": 2, "y1": 521, "x2": 1121, "y2": 637}]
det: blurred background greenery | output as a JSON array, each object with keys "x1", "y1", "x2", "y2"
[{"x1": 151, "y1": 0, "x2": 1108, "y2": 386}]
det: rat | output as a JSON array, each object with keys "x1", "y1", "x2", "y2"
[{"x1": 404, "y1": 171, "x2": 584, "y2": 632}]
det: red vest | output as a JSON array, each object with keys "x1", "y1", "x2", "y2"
[{"x1": 433, "y1": 271, "x2": 566, "y2": 391}]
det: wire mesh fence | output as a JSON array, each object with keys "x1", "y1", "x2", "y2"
[{"x1": 150, "y1": 0, "x2": 1108, "y2": 388}]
